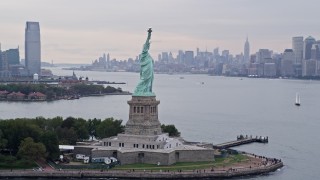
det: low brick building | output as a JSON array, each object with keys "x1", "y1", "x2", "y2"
[
  {"x1": 6, "y1": 92, "x2": 25, "y2": 101},
  {"x1": 0, "y1": 90, "x2": 9, "y2": 100},
  {"x1": 28, "y1": 92, "x2": 47, "y2": 101}
]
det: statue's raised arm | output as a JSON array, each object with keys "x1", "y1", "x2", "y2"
[
  {"x1": 133, "y1": 28, "x2": 155, "y2": 97},
  {"x1": 142, "y1": 28, "x2": 152, "y2": 54}
]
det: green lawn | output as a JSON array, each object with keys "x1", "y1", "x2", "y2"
[
  {"x1": 0, "y1": 155, "x2": 38, "y2": 169},
  {"x1": 113, "y1": 154, "x2": 248, "y2": 171}
]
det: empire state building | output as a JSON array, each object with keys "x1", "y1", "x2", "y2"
[{"x1": 244, "y1": 37, "x2": 250, "y2": 64}]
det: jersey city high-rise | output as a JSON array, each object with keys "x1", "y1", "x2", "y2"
[{"x1": 25, "y1": 21, "x2": 41, "y2": 76}]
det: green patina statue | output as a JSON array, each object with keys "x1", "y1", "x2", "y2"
[{"x1": 133, "y1": 28, "x2": 155, "y2": 96}]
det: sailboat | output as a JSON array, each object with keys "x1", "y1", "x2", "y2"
[{"x1": 295, "y1": 93, "x2": 301, "y2": 106}]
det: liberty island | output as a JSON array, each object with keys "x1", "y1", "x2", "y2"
[{"x1": 72, "y1": 29, "x2": 283, "y2": 177}]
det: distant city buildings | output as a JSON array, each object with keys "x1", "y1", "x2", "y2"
[
  {"x1": 0, "y1": 46, "x2": 22, "y2": 78},
  {"x1": 0, "y1": 21, "x2": 54, "y2": 80},
  {"x1": 2, "y1": 21, "x2": 320, "y2": 80},
  {"x1": 81, "y1": 35, "x2": 320, "y2": 79},
  {"x1": 25, "y1": 21, "x2": 41, "y2": 76}
]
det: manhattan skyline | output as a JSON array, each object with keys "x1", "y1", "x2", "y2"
[{"x1": 0, "y1": 0, "x2": 320, "y2": 63}]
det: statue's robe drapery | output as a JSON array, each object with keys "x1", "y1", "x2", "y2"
[{"x1": 133, "y1": 30, "x2": 155, "y2": 96}]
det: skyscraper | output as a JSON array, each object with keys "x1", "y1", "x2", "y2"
[
  {"x1": 303, "y1": 36, "x2": 316, "y2": 60},
  {"x1": 25, "y1": 21, "x2": 41, "y2": 76},
  {"x1": 184, "y1": 51, "x2": 194, "y2": 65},
  {"x1": 311, "y1": 44, "x2": 320, "y2": 60},
  {"x1": 292, "y1": 36, "x2": 303, "y2": 64},
  {"x1": 256, "y1": 49, "x2": 271, "y2": 63},
  {"x1": 281, "y1": 49, "x2": 295, "y2": 77},
  {"x1": 244, "y1": 37, "x2": 250, "y2": 64},
  {"x1": 4, "y1": 48, "x2": 20, "y2": 65}
]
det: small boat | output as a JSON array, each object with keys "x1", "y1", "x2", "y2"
[{"x1": 295, "y1": 93, "x2": 301, "y2": 106}]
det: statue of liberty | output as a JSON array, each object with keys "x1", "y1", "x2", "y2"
[{"x1": 133, "y1": 28, "x2": 155, "y2": 96}]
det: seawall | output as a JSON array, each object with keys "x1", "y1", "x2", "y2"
[{"x1": 0, "y1": 161, "x2": 283, "y2": 179}]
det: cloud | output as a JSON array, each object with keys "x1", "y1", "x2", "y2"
[{"x1": 1, "y1": 0, "x2": 320, "y2": 63}]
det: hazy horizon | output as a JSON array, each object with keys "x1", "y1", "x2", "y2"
[{"x1": 1, "y1": 0, "x2": 320, "y2": 63}]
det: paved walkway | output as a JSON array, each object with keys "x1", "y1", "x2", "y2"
[{"x1": 0, "y1": 154, "x2": 283, "y2": 179}]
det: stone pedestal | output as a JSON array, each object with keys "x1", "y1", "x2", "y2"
[{"x1": 125, "y1": 96, "x2": 162, "y2": 135}]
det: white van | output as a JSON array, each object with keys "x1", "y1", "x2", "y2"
[
  {"x1": 76, "y1": 154, "x2": 85, "y2": 160},
  {"x1": 104, "y1": 157, "x2": 111, "y2": 164},
  {"x1": 83, "y1": 156, "x2": 90, "y2": 164},
  {"x1": 110, "y1": 157, "x2": 118, "y2": 163}
]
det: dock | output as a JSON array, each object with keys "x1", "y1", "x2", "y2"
[{"x1": 213, "y1": 135, "x2": 268, "y2": 149}]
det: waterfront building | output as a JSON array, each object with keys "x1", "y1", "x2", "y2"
[
  {"x1": 0, "y1": 48, "x2": 11, "y2": 78},
  {"x1": 281, "y1": 49, "x2": 295, "y2": 77},
  {"x1": 311, "y1": 44, "x2": 320, "y2": 60},
  {"x1": 302, "y1": 59, "x2": 317, "y2": 77},
  {"x1": 0, "y1": 50, "x2": 8, "y2": 71},
  {"x1": 161, "y1": 52, "x2": 169, "y2": 63},
  {"x1": 303, "y1": 36, "x2": 316, "y2": 60},
  {"x1": 248, "y1": 63, "x2": 262, "y2": 76},
  {"x1": 256, "y1": 49, "x2": 272, "y2": 64},
  {"x1": 6, "y1": 92, "x2": 26, "y2": 101},
  {"x1": 292, "y1": 36, "x2": 303, "y2": 64},
  {"x1": 184, "y1": 51, "x2": 194, "y2": 65},
  {"x1": 264, "y1": 63, "x2": 276, "y2": 77},
  {"x1": 0, "y1": 47, "x2": 24, "y2": 78},
  {"x1": 3, "y1": 48, "x2": 20, "y2": 65},
  {"x1": 25, "y1": 21, "x2": 41, "y2": 76},
  {"x1": 244, "y1": 36, "x2": 250, "y2": 64},
  {"x1": 28, "y1": 92, "x2": 46, "y2": 101}
]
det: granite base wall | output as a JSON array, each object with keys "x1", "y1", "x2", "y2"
[
  {"x1": 176, "y1": 150, "x2": 215, "y2": 162},
  {"x1": 115, "y1": 151, "x2": 173, "y2": 165}
]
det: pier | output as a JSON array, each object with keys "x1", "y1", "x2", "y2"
[{"x1": 213, "y1": 135, "x2": 268, "y2": 149}]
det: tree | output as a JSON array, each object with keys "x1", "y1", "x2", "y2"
[
  {"x1": 73, "y1": 118, "x2": 89, "y2": 141},
  {"x1": 4, "y1": 120, "x2": 42, "y2": 153},
  {"x1": 48, "y1": 116, "x2": 63, "y2": 130},
  {"x1": 17, "y1": 137, "x2": 46, "y2": 161},
  {"x1": 96, "y1": 118, "x2": 124, "y2": 139},
  {"x1": 161, "y1": 124, "x2": 181, "y2": 137},
  {"x1": 56, "y1": 127, "x2": 78, "y2": 145},
  {"x1": 87, "y1": 118, "x2": 101, "y2": 140},
  {"x1": 41, "y1": 131, "x2": 59, "y2": 159},
  {"x1": 61, "y1": 117, "x2": 76, "y2": 129},
  {"x1": 104, "y1": 86, "x2": 120, "y2": 93},
  {"x1": 0, "y1": 129, "x2": 8, "y2": 149}
]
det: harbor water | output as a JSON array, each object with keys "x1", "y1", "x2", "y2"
[{"x1": 1, "y1": 67, "x2": 320, "y2": 179}]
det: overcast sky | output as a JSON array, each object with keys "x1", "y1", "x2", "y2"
[{"x1": 0, "y1": 0, "x2": 319, "y2": 63}]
